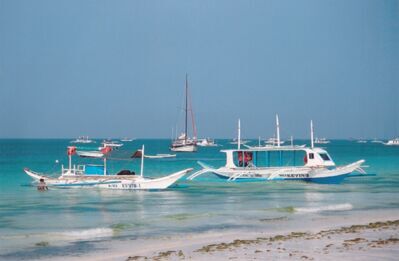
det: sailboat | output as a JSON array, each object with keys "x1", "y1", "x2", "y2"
[
  {"x1": 170, "y1": 75, "x2": 198, "y2": 152},
  {"x1": 24, "y1": 145, "x2": 192, "y2": 190}
]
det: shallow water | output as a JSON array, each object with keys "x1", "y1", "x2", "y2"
[{"x1": 0, "y1": 139, "x2": 398, "y2": 259}]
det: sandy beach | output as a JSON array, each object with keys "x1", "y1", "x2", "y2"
[{"x1": 36, "y1": 211, "x2": 399, "y2": 261}]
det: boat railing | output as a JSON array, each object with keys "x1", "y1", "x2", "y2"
[{"x1": 61, "y1": 164, "x2": 85, "y2": 176}]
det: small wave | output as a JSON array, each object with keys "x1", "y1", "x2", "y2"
[
  {"x1": 54, "y1": 227, "x2": 114, "y2": 240},
  {"x1": 295, "y1": 203, "x2": 353, "y2": 213},
  {"x1": 1, "y1": 228, "x2": 114, "y2": 243}
]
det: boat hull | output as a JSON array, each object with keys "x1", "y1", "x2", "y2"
[
  {"x1": 188, "y1": 160, "x2": 366, "y2": 184},
  {"x1": 170, "y1": 144, "x2": 197, "y2": 152},
  {"x1": 24, "y1": 168, "x2": 192, "y2": 190}
]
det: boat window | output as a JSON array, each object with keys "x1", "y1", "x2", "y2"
[
  {"x1": 235, "y1": 151, "x2": 254, "y2": 167},
  {"x1": 234, "y1": 151, "x2": 306, "y2": 167},
  {"x1": 309, "y1": 153, "x2": 314, "y2": 159},
  {"x1": 319, "y1": 153, "x2": 331, "y2": 161}
]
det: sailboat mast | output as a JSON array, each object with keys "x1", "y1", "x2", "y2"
[
  {"x1": 185, "y1": 74, "x2": 188, "y2": 143},
  {"x1": 310, "y1": 120, "x2": 314, "y2": 148},
  {"x1": 238, "y1": 119, "x2": 241, "y2": 150},
  {"x1": 276, "y1": 114, "x2": 281, "y2": 147},
  {"x1": 140, "y1": 145, "x2": 144, "y2": 177}
]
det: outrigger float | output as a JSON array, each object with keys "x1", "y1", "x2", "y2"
[
  {"x1": 24, "y1": 145, "x2": 192, "y2": 190},
  {"x1": 188, "y1": 118, "x2": 371, "y2": 184}
]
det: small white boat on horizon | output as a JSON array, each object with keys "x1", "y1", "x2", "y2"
[
  {"x1": 71, "y1": 136, "x2": 95, "y2": 144},
  {"x1": 384, "y1": 138, "x2": 399, "y2": 146},
  {"x1": 265, "y1": 137, "x2": 285, "y2": 146},
  {"x1": 314, "y1": 137, "x2": 330, "y2": 144},
  {"x1": 197, "y1": 138, "x2": 218, "y2": 147},
  {"x1": 24, "y1": 145, "x2": 191, "y2": 190},
  {"x1": 120, "y1": 138, "x2": 134, "y2": 142},
  {"x1": 102, "y1": 140, "x2": 123, "y2": 148}
]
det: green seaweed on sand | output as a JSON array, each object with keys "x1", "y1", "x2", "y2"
[
  {"x1": 111, "y1": 223, "x2": 132, "y2": 234},
  {"x1": 274, "y1": 206, "x2": 295, "y2": 213},
  {"x1": 35, "y1": 241, "x2": 49, "y2": 247},
  {"x1": 164, "y1": 213, "x2": 208, "y2": 221},
  {"x1": 259, "y1": 216, "x2": 287, "y2": 222}
]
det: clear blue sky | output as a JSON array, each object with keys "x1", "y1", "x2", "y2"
[{"x1": 0, "y1": 0, "x2": 398, "y2": 139}]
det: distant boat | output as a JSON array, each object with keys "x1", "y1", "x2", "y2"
[
  {"x1": 357, "y1": 140, "x2": 368, "y2": 144},
  {"x1": 170, "y1": 75, "x2": 197, "y2": 152},
  {"x1": 102, "y1": 140, "x2": 123, "y2": 148},
  {"x1": 230, "y1": 138, "x2": 249, "y2": 145},
  {"x1": 371, "y1": 139, "x2": 383, "y2": 144},
  {"x1": 120, "y1": 138, "x2": 134, "y2": 142},
  {"x1": 24, "y1": 145, "x2": 191, "y2": 190},
  {"x1": 197, "y1": 138, "x2": 218, "y2": 147},
  {"x1": 245, "y1": 115, "x2": 300, "y2": 149},
  {"x1": 384, "y1": 138, "x2": 399, "y2": 146},
  {"x1": 265, "y1": 137, "x2": 285, "y2": 146},
  {"x1": 314, "y1": 137, "x2": 330, "y2": 144},
  {"x1": 70, "y1": 136, "x2": 94, "y2": 144}
]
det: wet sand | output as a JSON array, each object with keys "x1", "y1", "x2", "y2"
[
  {"x1": 124, "y1": 220, "x2": 399, "y2": 260},
  {"x1": 39, "y1": 215, "x2": 399, "y2": 261}
]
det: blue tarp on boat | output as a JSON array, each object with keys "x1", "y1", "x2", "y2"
[{"x1": 85, "y1": 165, "x2": 105, "y2": 175}]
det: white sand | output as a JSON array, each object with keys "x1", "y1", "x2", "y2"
[{"x1": 41, "y1": 210, "x2": 399, "y2": 261}]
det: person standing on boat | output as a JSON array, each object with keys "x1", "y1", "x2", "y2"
[{"x1": 37, "y1": 178, "x2": 48, "y2": 191}]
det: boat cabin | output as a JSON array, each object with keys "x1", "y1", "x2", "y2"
[{"x1": 222, "y1": 146, "x2": 335, "y2": 169}]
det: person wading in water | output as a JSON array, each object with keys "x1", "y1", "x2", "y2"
[{"x1": 37, "y1": 178, "x2": 48, "y2": 191}]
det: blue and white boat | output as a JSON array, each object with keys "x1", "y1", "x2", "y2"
[{"x1": 188, "y1": 120, "x2": 369, "y2": 184}]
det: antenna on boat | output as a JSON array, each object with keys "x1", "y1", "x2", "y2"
[
  {"x1": 310, "y1": 120, "x2": 314, "y2": 148},
  {"x1": 140, "y1": 145, "x2": 144, "y2": 177},
  {"x1": 238, "y1": 118, "x2": 241, "y2": 150},
  {"x1": 276, "y1": 114, "x2": 281, "y2": 147}
]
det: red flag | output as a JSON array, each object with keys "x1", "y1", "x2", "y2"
[
  {"x1": 101, "y1": 146, "x2": 112, "y2": 154},
  {"x1": 131, "y1": 150, "x2": 142, "y2": 158},
  {"x1": 67, "y1": 146, "x2": 76, "y2": 156}
]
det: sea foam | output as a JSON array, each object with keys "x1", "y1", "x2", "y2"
[
  {"x1": 295, "y1": 203, "x2": 353, "y2": 213},
  {"x1": 54, "y1": 228, "x2": 114, "y2": 240}
]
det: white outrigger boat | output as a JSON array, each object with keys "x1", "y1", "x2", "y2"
[
  {"x1": 24, "y1": 145, "x2": 192, "y2": 190},
  {"x1": 188, "y1": 120, "x2": 369, "y2": 184}
]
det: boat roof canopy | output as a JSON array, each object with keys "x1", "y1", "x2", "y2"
[{"x1": 221, "y1": 146, "x2": 319, "y2": 153}]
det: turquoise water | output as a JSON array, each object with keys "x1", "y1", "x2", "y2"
[{"x1": 0, "y1": 139, "x2": 399, "y2": 259}]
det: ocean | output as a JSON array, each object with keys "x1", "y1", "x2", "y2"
[{"x1": 0, "y1": 139, "x2": 398, "y2": 260}]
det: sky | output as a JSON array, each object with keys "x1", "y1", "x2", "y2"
[{"x1": 0, "y1": 0, "x2": 398, "y2": 139}]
